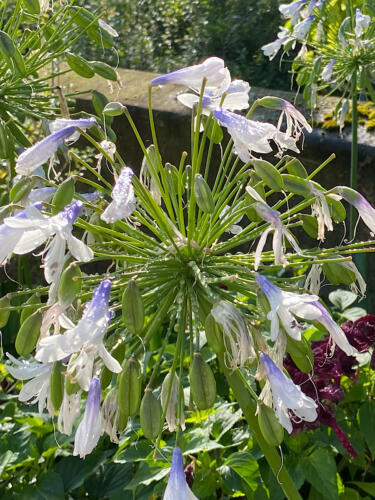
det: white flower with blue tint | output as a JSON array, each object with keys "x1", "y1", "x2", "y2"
[
  {"x1": 279, "y1": 1, "x2": 306, "y2": 23},
  {"x1": 336, "y1": 186, "x2": 375, "y2": 234},
  {"x1": 6, "y1": 353, "x2": 53, "y2": 414},
  {"x1": 73, "y1": 377, "x2": 102, "y2": 458},
  {"x1": 258, "y1": 97, "x2": 312, "y2": 139},
  {"x1": 355, "y1": 8, "x2": 370, "y2": 38},
  {"x1": 26, "y1": 187, "x2": 57, "y2": 205},
  {"x1": 293, "y1": 15, "x2": 315, "y2": 40},
  {"x1": 151, "y1": 57, "x2": 230, "y2": 94},
  {"x1": 36, "y1": 280, "x2": 121, "y2": 390},
  {"x1": 0, "y1": 203, "x2": 42, "y2": 265},
  {"x1": 213, "y1": 108, "x2": 299, "y2": 162},
  {"x1": 262, "y1": 27, "x2": 291, "y2": 60},
  {"x1": 5, "y1": 200, "x2": 93, "y2": 284},
  {"x1": 255, "y1": 274, "x2": 318, "y2": 341},
  {"x1": 246, "y1": 186, "x2": 303, "y2": 269},
  {"x1": 260, "y1": 352, "x2": 317, "y2": 433},
  {"x1": 163, "y1": 447, "x2": 198, "y2": 500},
  {"x1": 16, "y1": 117, "x2": 96, "y2": 176},
  {"x1": 211, "y1": 300, "x2": 255, "y2": 368},
  {"x1": 321, "y1": 59, "x2": 336, "y2": 82},
  {"x1": 101, "y1": 166, "x2": 135, "y2": 223}
]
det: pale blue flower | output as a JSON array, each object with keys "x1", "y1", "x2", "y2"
[
  {"x1": 36, "y1": 280, "x2": 121, "y2": 390},
  {"x1": 261, "y1": 27, "x2": 291, "y2": 60},
  {"x1": 279, "y1": 1, "x2": 306, "y2": 23},
  {"x1": 355, "y1": 8, "x2": 370, "y2": 38},
  {"x1": 16, "y1": 118, "x2": 96, "y2": 176},
  {"x1": 293, "y1": 15, "x2": 315, "y2": 40},
  {"x1": 260, "y1": 352, "x2": 317, "y2": 433},
  {"x1": 336, "y1": 186, "x2": 375, "y2": 234},
  {"x1": 73, "y1": 377, "x2": 101, "y2": 458},
  {"x1": 27, "y1": 187, "x2": 57, "y2": 204},
  {"x1": 164, "y1": 447, "x2": 198, "y2": 500},
  {"x1": 321, "y1": 59, "x2": 336, "y2": 82},
  {"x1": 101, "y1": 167, "x2": 135, "y2": 223}
]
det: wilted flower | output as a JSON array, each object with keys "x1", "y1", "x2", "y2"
[
  {"x1": 163, "y1": 448, "x2": 198, "y2": 500},
  {"x1": 58, "y1": 390, "x2": 82, "y2": 436},
  {"x1": 256, "y1": 274, "x2": 318, "y2": 341},
  {"x1": 355, "y1": 8, "x2": 370, "y2": 38},
  {"x1": 321, "y1": 59, "x2": 336, "y2": 82},
  {"x1": 151, "y1": 57, "x2": 230, "y2": 94},
  {"x1": 211, "y1": 300, "x2": 255, "y2": 368},
  {"x1": 261, "y1": 27, "x2": 291, "y2": 60},
  {"x1": 336, "y1": 186, "x2": 375, "y2": 234},
  {"x1": 311, "y1": 187, "x2": 333, "y2": 241},
  {"x1": 36, "y1": 280, "x2": 121, "y2": 390},
  {"x1": 293, "y1": 15, "x2": 315, "y2": 40},
  {"x1": 260, "y1": 352, "x2": 317, "y2": 433},
  {"x1": 101, "y1": 166, "x2": 135, "y2": 223},
  {"x1": 73, "y1": 377, "x2": 101, "y2": 459},
  {"x1": 6, "y1": 353, "x2": 53, "y2": 414},
  {"x1": 16, "y1": 118, "x2": 96, "y2": 175},
  {"x1": 246, "y1": 186, "x2": 303, "y2": 268},
  {"x1": 161, "y1": 372, "x2": 185, "y2": 432},
  {"x1": 101, "y1": 388, "x2": 121, "y2": 443}
]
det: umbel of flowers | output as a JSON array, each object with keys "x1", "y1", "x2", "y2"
[{"x1": 2, "y1": 57, "x2": 375, "y2": 498}]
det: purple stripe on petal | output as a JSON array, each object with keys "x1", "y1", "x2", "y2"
[
  {"x1": 62, "y1": 200, "x2": 83, "y2": 224},
  {"x1": 86, "y1": 377, "x2": 101, "y2": 413},
  {"x1": 256, "y1": 274, "x2": 280, "y2": 299}
]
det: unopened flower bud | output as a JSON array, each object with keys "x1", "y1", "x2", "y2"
[
  {"x1": 194, "y1": 174, "x2": 215, "y2": 213},
  {"x1": 10, "y1": 177, "x2": 34, "y2": 203},
  {"x1": 322, "y1": 260, "x2": 356, "y2": 286},
  {"x1": 189, "y1": 352, "x2": 216, "y2": 410},
  {"x1": 50, "y1": 361, "x2": 65, "y2": 410},
  {"x1": 15, "y1": 309, "x2": 42, "y2": 356},
  {"x1": 20, "y1": 293, "x2": 41, "y2": 324},
  {"x1": 58, "y1": 262, "x2": 82, "y2": 307},
  {"x1": 257, "y1": 403, "x2": 284, "y2": 446},
  {"x1": 103, "y1": 102, "x2": 125, "y2": 116},
  {"x1": 117, "y1": 357, "x2": 142, "y2": 418},
  {"x1": 140, "y1": 388, "x2": 162, "y2": 440},
  {"x1": 122, "y1": 279, "x2": 144, "y2": 335},
  {"x1": 51, "y1": 177, "x2": 75, "y2": 215}
]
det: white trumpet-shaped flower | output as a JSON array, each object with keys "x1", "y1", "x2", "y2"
[
  {"x1": 256, "y1": 274, "x2": 319, "y2": 341},
  {"x1": 260, "y1": 352, "x2": 318, "y2": 433},
  {"x1": 73, "y1": 377, "x2": 101, "y2": 459},
  {"x1": 211, "y1": 300, "x2": 255, "y2": 368},
  {"x1": 16, "y1": 118, "x2": 96, "y2": 176},
  {"x1": 262, "y1": 27, "x2": 291, "y2": 60},
  {"x1": 321, "y1": 59, "x2": 336, "y2": 82},
  {"x1": 6, "y1": 353, "x2": 53, "y2": 414},
  {"x1": 4, "y1": 200, "x2": 93, "y2": 284},
  {"x1": 355, "y1": 8, "x2": 370, "y2": 38},
  {"x1": 246, "y1": 186, "x2": 302, "y2": 269},
  {"x1": 151, "y1": 57, "x2": 230, "y2": 94},
  {"x1": 36, "y1": 280, "x2": 121, "y2": 390},
  {"x1": 101, "y1": 166, "x2": 135, "y2": 223},
  {"x1": 336, "y1": 186, "x2": 375, "y2": 234},
  {"x1": 293, "y1": 15, "x2": 315, "y2": 40},
  {"x1": 163, "y1": 447, "x2": 198, "y2": 500}
]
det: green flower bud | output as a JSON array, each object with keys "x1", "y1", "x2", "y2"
[
  {"x1": 50, "y1": 361, "x2": 64, "y2": 410},
  {"x1": 91, "y1": 61, "x2": 118, "y2": 81},
  {"x1": 257, "y1": 403, "x2": 284, "y2": 446},
  {"x1": 140, "y1": 388, "x2": 162, "y2": 440},
  {"x1": 118, "y1": 357, "x2": 141, "y2": 418},
  {"x1": 10, "y1": 177, "x2": 34, "y2": 203},
  {"x1": 122, "y1": 279, "x2": 144, "y2": 335},
  {"x1": 66, "y1": 52, "x2": 95, "y2": 78},
  {"x1": 252, "y1": 159, "x2": 283, "y2": 192},
  {"x1": 194, "y1": 174, "x2": 215, "y2": 213},
  {"x1": 0, "y1": 294, "x2": 11, "y2": 328},
  {"x1": 204, "y1": 313, "x2": 224, "y2": 355},
  {"x1": 103, "y1": 102, "x2": 125, "y2": 117},
  {"x1": 189, "y1": 352, "x2": 216, "y2": 410},
  {"x1": 15, "y1": 310, "x2": 42, "y2": 356},
  {"x1": 58, "y1": 262, "x2": 82, "y2": 307},
  {"x1": 20, "y1": 293, "x2": 41, "y2": 324},
  {"x1": 51, "y1": 177, "x2": 75, "y2": 215}
]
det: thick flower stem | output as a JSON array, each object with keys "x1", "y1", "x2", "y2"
[{"x1": 219, "y1": 356, "x2": 303, "y2": 500}]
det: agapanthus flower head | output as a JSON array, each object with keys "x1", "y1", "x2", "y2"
[
  {"x1": 212, "y1": 108, "x2": 299, "y2": 163},
  {"x1": 6, "y1": 353, "x2": 53, "y2": 415},
  {"x1": 16, "y1": 118, "x2": 96, "y2": 176},
  {"x1": 36, "y1": 279, "x2": 121, "y2": 390},
  {"x1": 211, "y1": 300, "x2": 255, "y2": 368},
  {"x1": 260, "y1": 352, "x2": 317, "y2": 433},
  {"x1": 163, "y1": 447, "x2": 198, "y2": 500},
  {"x1": 293, "y1": 15, "x2": 315, "y2": 40},
  {"x1": 101, "y1": 166, "x2": 135, "y2": 223},
  {"x1": 355, "y1": 8, "x2": 370, "y2": 38},
  {"x1": 151, "y1": 57, "x2": 230, "y2": 94},
  {"x1": 73, "y1": 377, "x2": 102, "y2": 459},
  {"x1": 256, "y1": 274, "x2": 319, "y2": 341},
  {"x1": 246, "y1": 186, "x2": 303, "y2": 268},
  {"x1": 336, "y1": 186, "x2": 375, "y2": 234}
]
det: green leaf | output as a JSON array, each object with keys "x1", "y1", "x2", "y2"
[
  {"x1": 327, "y1": 196, "x2": 346, "y2": 223},
  {"x1": 36, "y1": 471, "x2": 65, "y2": 500},
  {"x1": 350, "y1": 482, "x2": 375, "y2": 497},
  {"x1": 202, "y1": 115, "x2": 223, "y2": 144},
  {"x1": 359, "y1": 402, "x2": 375, "y2": 457},
  {"x1": 54, "y1": 451, "x2": 111, "y2": 491},
  {"x1": 125, "y1": 460, "x2": 170, "y2": 489},
  {"x1": 340, "y1": 307, "x2": 366, "y2": 321},
  {"x1": 284, "y1": 157, "x2": 308, "y2": 178},
  {"x1": 328, "y1": 290, "x2": 357, "y2": 311},
  {"x1": 339, "y1": 488, "x2": 360, "y2": 500},
  {"x1": 252, "y1": 159, "x2": 283, "y2": 191},
  {"x1": 302, "y1": 448, "x2": 338, "y2": 500},
  {"x1": 85, "y1": 463, "x2": 133, "y2": 498},
  {"x1": 0, "y1": 450, "x2": 16, "y2": 477},
  {"x1": 300, "y1": 214, "x2": 318, "y2": 239},
  {"x1": 225, "y1": 452, "x2": 260, "y2": 490}
]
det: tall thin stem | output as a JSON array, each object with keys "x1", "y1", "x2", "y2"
[{"x1": 350, "y1": 71, "x2": 358, "y2": 239}]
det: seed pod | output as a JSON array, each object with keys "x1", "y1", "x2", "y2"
[
  {"x1": 58, "y1": 262, "x2": 82, "y2": 307},
  {"x1": 20, "y1": 293, "x2": 40, "y2": 324},
  {"x1": 10, "y1": 177, "x2": 34, "y2": 203},
  {"x1": 101, "y1": 342, "x2": 125, "y2": 389},
  {"x1": 117, "y1": 357, "x2": 141, "y2": 418},
  {"x1": 50, "y1": 361, "x2": 64, "y2": 410},
  {"x1": 189, "y1": 352, "x2": 216, "y2": 410},
  {"x1": 51, "y1": 177, "x2": 75, "y2": 215},
  {"x1": 204, "y1": 313, "x2": 224, "y2": 355},
  {"x1": 286, "y1": 335, "x2": 313, "y2": 374},
  {"x1": 103, "y1": 102, "x2": 125, "y2": 117},
  {"x1": 122, "y1": 279, "x2": 144, "y2": 335},
  {"x1": 117, "y1": 410, "x2": 128, "y2": 431},
  {"x1": 140, "y1": 388, "x2": 162, "y2": 440},
  {"x1": 15, "y1": 310, "x2": 42, "y2": 356},
  {"x1": 91, "y1": 61, "x2": 117, "y2": 81},
  {"x1": 194, "y1": 174, "x2": 215, "y2": 213},
  {"x1": 0, "y1": 294, "x2": 11, "y2": 328},
  {"x1": 66, "y1": 52, "x2": 95, "y2": 78},
  {"x1": 257, "y1": 403, "x2": 284, "y2": 446}
]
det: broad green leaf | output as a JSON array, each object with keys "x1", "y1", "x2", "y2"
[
  {"x1": 0, "y1": 450, "x2": 16, "y2": 477},
  {"x1": 328, "y1": 290, "x2": 357, "y2": 311},
  {"x1": 359, "y1": 402, "x2": 375, "y2": 457},
  {"x1": 36, "y1": 471, "x2": 65, "y2": 500},
  {"x1": 302, "y1": 448, "x2": 338, "y2": 500},
  {"x1": 125, "y1": 460, "x2": 170, "y2": 489},
  {"x1": 85, "y1": 463, "x2": 133, "y2": 499},
  {"x1": 322, "y1": 261, "x2": 356, "y2": 286},
  {"x1": 300, "y1": 214, "x2": 318, "y2": 239},
  {"x1": 340, "y1": 307, "x2": 366, "y2": 321},
  {"x1": 340, "y1": 488, "x2": 360, "y2": 500},
  {"x1": 350, "y1": 482, "x2": 375, "y2": 497},
  {"x1": 284, "y1": 157, "x2": 308, "y2": 178},
  {"x1": 225, "y1": 452, "x2": 260, "y2": 490},
  {"x1": 54, "y1": 451, "x2": 111, "y2": 491}
]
